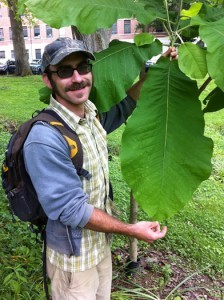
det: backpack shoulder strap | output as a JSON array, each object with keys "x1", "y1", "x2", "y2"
[{"x1": 36, "y1": 110, "x2": 91, "y2": 180}]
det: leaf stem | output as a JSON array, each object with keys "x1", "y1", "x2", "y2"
[
  {"x1": 199, "y1": 76, "x2": 212, "y2": 95},
  {"x1": 157, "y1": 17, "x2": 175, "y2": 25},
  {"x1": 174, "y1": 0, "x2": 183, "y2": 33},
  {"x1": 163, "y1": 22, "x2": 172, "y2": 42},
  {"x1": 176, "y1": 31, "x2": 184, "y2": 44},
  {"x1": 164, "y1": 0, "x2": 173, "y2": 37},
  {"x1": 177, "y1": 24, "x2": 192, "y2": 34}
]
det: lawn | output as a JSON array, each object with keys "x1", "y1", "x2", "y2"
[{"x1": 0, "y1": 75, "x2": 223, "y2": 299}]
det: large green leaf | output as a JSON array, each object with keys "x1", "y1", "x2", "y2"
[
  {"x1": 178, "y1": 43, "x2": 207, "y2": 79},
  {"x1": 91, "y1": 40, "x2": 162, "y2": 112},
  {"x1": 199, "y1": 18, "x2": 224, "y2": 91},
  {"x1": 120, "y1": 58, "x2": 213, "y2": 221},
  {"x1": 25, "y1": 0, "x2": 157, "y2": 34}
]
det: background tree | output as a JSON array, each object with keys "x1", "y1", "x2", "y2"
[{"x1": 5, "y1": 0, "x2": 32, "y2": 76}]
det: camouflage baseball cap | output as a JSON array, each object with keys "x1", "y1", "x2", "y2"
[{"x1": 41, "y1": 37, "x2": 95, "y2": 72}]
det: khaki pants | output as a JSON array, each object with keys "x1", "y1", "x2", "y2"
[{"x1": 47, "y1": 252, "x2": 112, "y2": 300}]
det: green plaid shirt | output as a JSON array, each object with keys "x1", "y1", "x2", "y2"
[{"x1": 46, "y1": 96, "x2": 112, "y2": 272}]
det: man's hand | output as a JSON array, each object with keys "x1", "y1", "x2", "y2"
[
  {"x1": 131, "y1": 221, "x2": 167, "y2": 243},
  {"x1": 163, "y1": 46, "x2": 178, "y2": 60}
]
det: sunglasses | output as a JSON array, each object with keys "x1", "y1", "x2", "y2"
[{"x1": 47, "y1": 63, "x2": 92, "y2": 79}]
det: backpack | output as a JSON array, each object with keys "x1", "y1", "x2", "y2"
[{"x1": 1, "y1": 109, "x2": 91, "y2": 228}]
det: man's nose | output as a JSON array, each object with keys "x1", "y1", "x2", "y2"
[{"x1": 71, "y1": 70, "x2": 82, "y2": 82}]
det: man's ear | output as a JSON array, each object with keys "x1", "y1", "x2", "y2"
[{"x1": 42, "y1": 73, "x2": 52, "y2": 89}]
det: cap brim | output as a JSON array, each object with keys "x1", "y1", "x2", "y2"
[{"x1": 50, "y1": 48, "x2": 95, "y2": 66}]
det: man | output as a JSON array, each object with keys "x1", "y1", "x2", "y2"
[{"x1": 24, "y1": 37, "x2": 175, "y2": 300}]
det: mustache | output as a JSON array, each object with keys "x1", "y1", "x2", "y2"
[{"x1": 65, "y1": 79, "x2": 92, "y2": 92}]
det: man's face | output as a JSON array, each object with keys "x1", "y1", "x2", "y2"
[{"x1": 43, "y1": 52, "x2": 93, "y2": 110}]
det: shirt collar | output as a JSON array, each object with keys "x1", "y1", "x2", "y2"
[{"x1": 48, "y1": 95, "x2": 98, "y2": 125}]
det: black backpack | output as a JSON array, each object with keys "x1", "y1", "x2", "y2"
[{"x1": 1, "y1": 109, "x2": 91, "y2": 228}]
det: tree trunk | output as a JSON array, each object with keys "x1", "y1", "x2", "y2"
[
  {"x1": 71, "y1": 26, "x2": 112, "y2": 52},
  {"x1": 7, "y1": 0, "x2": 32, "y2": 76},
  {"x1": 129, "y1": 191, "x2": 138, "y2": 262}
]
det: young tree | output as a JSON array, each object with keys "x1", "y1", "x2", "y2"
[
  {"x1": 24, "y1": 0, "x2": 224, "y2": 221},
  {"x1": 6, "y1": 0, "x2": 32, "y2": 76}
]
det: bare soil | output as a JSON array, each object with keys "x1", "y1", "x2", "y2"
[{"x1": 112, "y1": 248, "x2": 224, "y2": 300}]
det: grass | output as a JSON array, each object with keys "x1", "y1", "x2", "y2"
[
  {"x1": 0, "y1": 76, "x2": 45, "y2": 122},
  {"x1": 0, "y1": 75, "x2": 223, "y2": 299}
]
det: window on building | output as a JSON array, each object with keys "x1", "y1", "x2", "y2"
[
  {"x1": 0, "y1": 28, "x2": 4, "y2": 41},
  {"x1": 11, "y1": 50, "x2": 15, "y2": 59},
  {"x1": 124, "y1": 20, "x2": 131, "y2": 34},
  {"x1": 0, "y1": 51, "x2": 5, "y2": 59},
  {"x1": 112, "y1": 23, "x2": 117, "y2": 34},
  {"x1": 23, "y1": 26, "x2": 28, "y2": 38},
  {"x1": 46, "y1": 25, "x2": 53, "y2": 38},
  {"x1": 35, "y1": 49, "x2": 41, "y2": 59},
  {"x1": 34, "y1": 25, "x2": 40, "y2": 38},
  {"x1": 9, "y1": 27, "x2": 12, "y2": 40},
  {"x1": 0, "y1": 6, "x2": 2, "y2": 18}
]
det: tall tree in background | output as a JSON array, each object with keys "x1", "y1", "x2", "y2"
[{"x1": 6, "y1": 0, "x2": 32, "y2": 76}]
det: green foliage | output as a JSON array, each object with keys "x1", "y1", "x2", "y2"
[
  {"x1": 39, "y1": 86, "x2": 51, "y2": 105},
  {"x1": 134, "y1": 32, "x2": 155, "y2": 46},
  {"x1": 203, "y1": 87, "x2": 224, "y2": 113},
  {"x1": 0, "y1": 198, "x2": 45, "y2": 299},
  {"x1": 178, "y1": 43, "x2": 207, "y2": 79},
  {"x1": 181, "y1": 2, "x2": 203, "y2": 19},
  {"x1": 199, "y1": 18, "x2": 224, "y2": 90},
  {"x1": 92, "y1": 39, "x2": 162, "y2": 112}
]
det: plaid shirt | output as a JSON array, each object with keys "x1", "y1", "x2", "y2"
[{"x1": 46, "y1": 96, "x2": 112, "y2": 272}]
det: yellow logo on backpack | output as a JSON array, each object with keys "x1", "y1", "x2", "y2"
[
  {"x1": 49, "y1": 121, "x2": 79, "y2": 159},
  {"x1": 63, "y1": 135, "x2": 78, "y2": 158}
]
